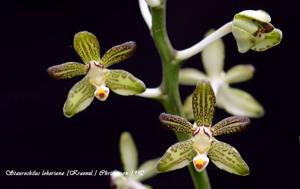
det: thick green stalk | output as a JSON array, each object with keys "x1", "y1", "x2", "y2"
[{"x1": 150, "y1": 2, "x2": 211, "y2": 189}]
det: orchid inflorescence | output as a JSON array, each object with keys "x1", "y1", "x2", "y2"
[{"x1": 46, "y1": 1, "x2": 283, "y2": 188}]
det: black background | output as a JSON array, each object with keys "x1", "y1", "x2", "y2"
[{"x1": 2, "y1": 0, "x2": 299, "y2": 188}]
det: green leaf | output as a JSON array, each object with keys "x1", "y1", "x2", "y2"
[
  {"x1": 218, "y1": 86, "x2": 265, "y2": 118},
  {"x1": 183, "y1": 94, "x2": 194, "y2": 120},
  {"x1": 105, "y1": 70, "x2": 146, "y2": 96},
  {"x1": 157, "y1": 139, "x2": 196, "y2": 172},
  {"x1": 208, "y1": 138, "x2": 249, "y2": 176},
  {"x1": 224, "y1": 64, "x2": 255, "y2": 84},
  {"x1": 134, "y1": 158, "x2": 159, "y2": 181},
  {"x1": 179, "y1": 68, "x2": 207, "y2": 86},
  {"x1": 159, "y1": 113, "x2": 194, "y2": 135},
  {"x1": 212, "y1": 116, "x2": 250, "y2": 137},
  {"x1": 202, "y1": 30, "x2": 225, "y2": 77},
  {"x1": 73, "y1": 31, "x2": 101, "y2": 64},
  {"x1": 120, "y1": 132, "x2": 138, "y2": 172},
  {"x1": 101, "y1": 41, "x2": 136, "y2": 68},
  {"x1": 192, "y1": 80, "x2": 216, "y2": 127},
  {"x1": 47, "y1": 62, "x2": 88, "y2": 80},
  {"x1": 63, "y1": 77, "x2": 96, "y2": 117}
]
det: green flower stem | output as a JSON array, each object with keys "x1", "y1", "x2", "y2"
[
  {"x1": 150, "y1": 2, "x2": 211, "y2": 189},
  {"x1": 175, "y1": 22, "x2": 232, "y2": 61}
]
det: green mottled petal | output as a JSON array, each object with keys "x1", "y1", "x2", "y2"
[
  {"x1": 120, "y1": 132, "x2": 138, "y2": 172},
  {"x1": 157, "y1": 139, "x2": 196, "y2": 172},
  {"x1": 101, "y1": 41, "x2": 136, "y2": 68},
  {"x1": 232, "y1": 26, "x2": 255, "y2": 53},
  {"x1": 225, "y1": 64, "x2": 255, "y2": 84},
  {"x1": 202, "y1": 30, "x2": 225, "y2": 77},
  {"x1": 183, "y1": 94, "x2": 194, "y2": 120},
  {"x1": 63, "y1": 77, "x2": 96, "y2": 117},
  {"x1": 208, "y1": 138, "x2": 249, "y2": 176},
  {"x1": 159, "y1": 113, "x2": 194, "y2": 135},
  {"x1": 134, "y1": 158, "x2": 159, "y2": 181},
  {"x1": 47, "y1": 62, "x2": 88, "y2": 80},
  {"x1": 218, "y1": 86, "x2": 264, "y2": 118},
  {"x1": 105, "y1": 70, "x2": 146, "y2": 96},
  {"x1": 192, "y1": 80, "x2": 216, "y2": 127},
  {"x1": 74, "y1": 31, "x2": 100, "y2": 64},
  {"x1": 179, "y1": 68, "x2": 207, "y2": 86},
  {"x1": 252, "y1": 29, "x2": 282, "y2": 52},
  {"x1": 212, "y1": 116, "x2": 250, "y2": 137}
]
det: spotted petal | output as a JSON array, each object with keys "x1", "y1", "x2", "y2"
[
  {"x1": 74, "y1": 31, "x2": 100, "y2": 64},
  {"x1": 212, "y1": 116, "x2": 250, "y2": 136},
  {"x1": 218, "y1": 86, "x2": 264, "y2": 118},
  {"x1": 159, "y1": 113, "x2": 194, "y2": 135},
  {"x1": 157, "y1": 139, "x2": 196, "y2": 172},
  {"x1": 104, "y1": 70, "x2": 146, "y2": 96},
  {"x1": 63, "y1": 77, "x2": 96, "y2": 117},
  {"x1": 179, "y1": 68, "x2": 207, "y2": 86},
  {"x1": 192, "y1": 80, "x2": 216, "y2": 127},
  {"x1": 47, "y1": 62, "x2": 88, "y2": 80},
  {"x1": 208, "y1": 138, "x2": 249, "y2": 176},
  {"x1": 224, "y1": 64, "x2": 255, "y2": 84},
  {"x1": 251, "y1": 28, "x2": 282, "y2": 52},
  {"x1": 101, "y1": 41, "x2": 136, "y2": 68},
  {"x1": 202, "y1": 30, "x2": 225, "y2": 77},
  {"x1": 120, "y1": 132, "x2": 138, "y2": 172}
]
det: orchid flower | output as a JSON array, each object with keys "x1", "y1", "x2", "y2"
[
  {"x1": 179, "y1": 34, "x2": 264, "y2": 119},
  {"x1": 47, "y1": 31, "x2": 146, "y2": 117},
  {"x1": 157, "y1": 80, "x2": 250, "y2": 176},
  {"x1": 111, "y1": 132, "x2": 158, "y2": 189},
  {"x1": 232, "y1": 10, "x2": 282, "y2": 53}
]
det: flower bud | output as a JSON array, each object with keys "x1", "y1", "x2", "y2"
[{"x1": 232, "y1": 10, "x2": 282, "y2": 53}]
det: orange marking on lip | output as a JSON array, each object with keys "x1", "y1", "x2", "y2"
[
  {"x1": 99, "y1": 92, "x2": 105, "y2": 98},
  {"x1": 97, "y1": 88, "x2": 106, "y2": 98},
  {"x1": 195, "y1": 159, "x2": 206, "y2": 170}
]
